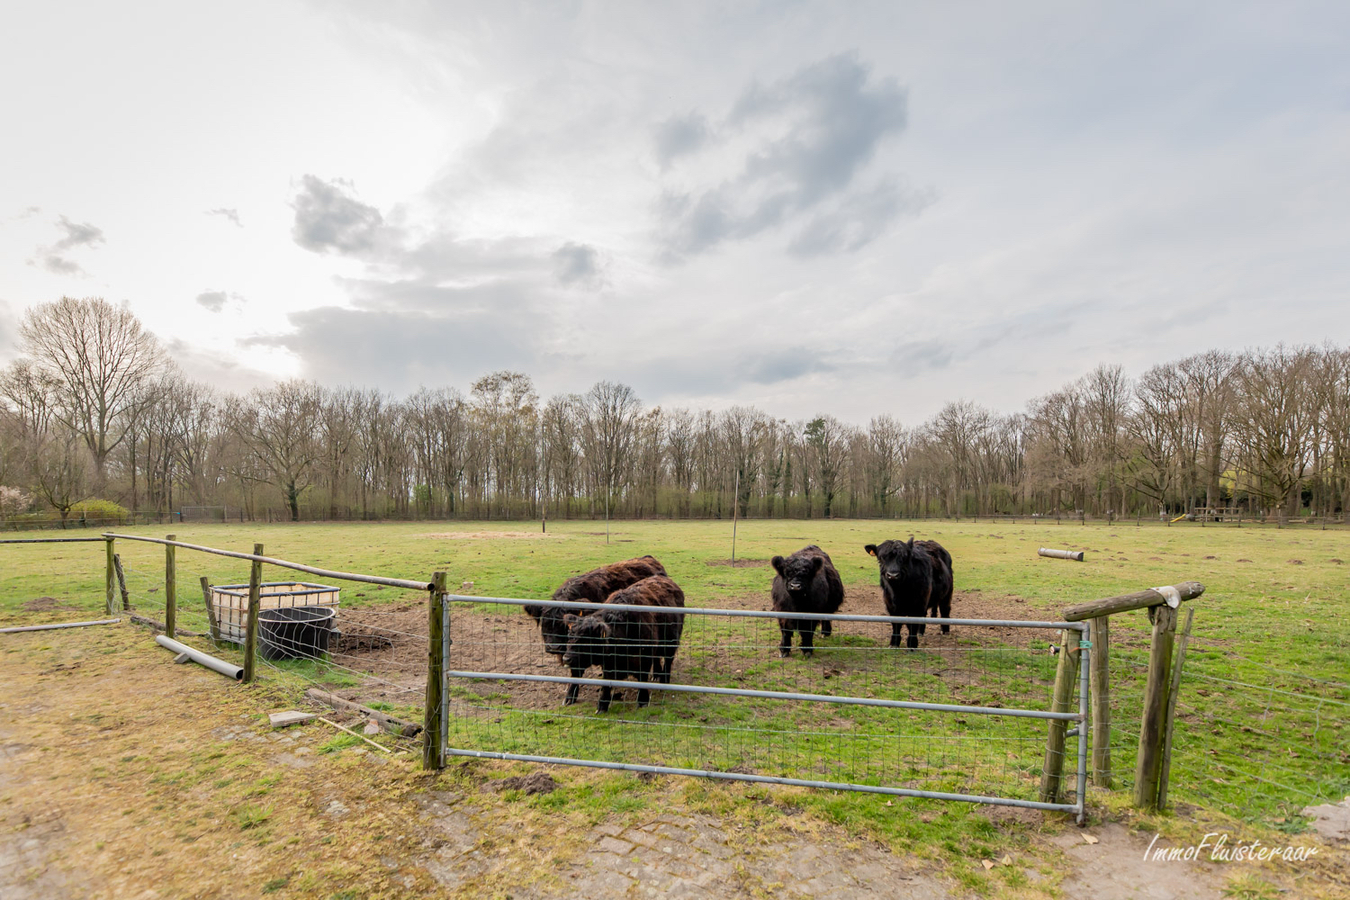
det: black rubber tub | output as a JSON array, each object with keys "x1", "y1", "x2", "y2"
[{"x1": 258, "y1": 606, "x2": 338, "y2": 661}]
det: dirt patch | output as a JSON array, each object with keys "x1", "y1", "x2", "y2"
[
  {"x1": 422, "y1": 531, "x2": 556, "y2": 540},
  {"x1": 485, "y1": 771, "x2": 558, "y2": 795},
  {"x1": 21, "y1": 596, "x2": 71, "y2": 612},
  {"x1": 1053, "y1": 823, "x2": 1226, "y2": 899}
]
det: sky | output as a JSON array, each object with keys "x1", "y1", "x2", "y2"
[{"x1": 2, "y1": 1, "x2": 1348, "y2": 425}]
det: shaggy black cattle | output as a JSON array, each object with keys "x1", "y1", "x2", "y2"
[
  {"x1": 525, "y1": 555, "x2": 667, "y2": 659},
  {"x1": 863, "y1": 537, "x2": 955, "y2": 649},
  {"x1": 769, "y1": 545, "x2": 845, "y2": 658},
  {"x1": 560, "y1": 575, "x2": 686, "y2": 712}
]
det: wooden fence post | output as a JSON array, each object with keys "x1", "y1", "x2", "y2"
[
  {"x1": 1039, "y1": 627, "x2": 1081, "y2": 803},
  {"x1": 242, "y1": 543, "x2": 263, "y2": 684},
  {"x1": 1134, "y1": 603, "x2": 1178, "y2": 810},
  {"x1": 164, "y1": 534, "x2": 177, "y2": 639},
  {"x1": 1090, "y1": 615, "x2": 1112, "y2": 787},
  {"x1": 423, "y1": 571, "x2": 447, "y2": 771},
  {"x1": 200, "y1": 576, "x2": 218, "y2": 642},
  {"x1": 104, "y1": 537, "x2": 115, "y2": 616},
  {"x1": 1158, "y1": 606, "x2": 1196, "y2": 810},
  {"x1": 113, "y1": 554, "x2": 130, "y2": 610}
]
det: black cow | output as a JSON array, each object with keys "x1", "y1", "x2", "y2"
[
  {"x1": 770, "y1": 545, "x2": 845, "y2": 658},
  {"x1": 863, "y1": 537, "x2": 954, "y2": 649},
  {"x1": 560, "y1": 575, "x2": 686, "y2": 712},
  {"x1": 525, "y1": 555, "x2": 667, "y2": 658}
]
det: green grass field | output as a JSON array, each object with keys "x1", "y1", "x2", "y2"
[{"x1": 3, "y1": 517, "x2": 1347, "y2": 835}]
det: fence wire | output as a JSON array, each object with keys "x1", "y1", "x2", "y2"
[
  {"x1": 112, "y1": 541, "x2": 431, "y2": 738},
  {"x1": 1101, "y1": 617, "x2": 1350, "y2": 823},
  {"x1": 445, "y1": 599, "x2": 1084, "y2": 810}
]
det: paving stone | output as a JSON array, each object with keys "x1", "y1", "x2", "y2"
[{"x1": 596, "y1": 835, "x2": 634, "y2": 855}]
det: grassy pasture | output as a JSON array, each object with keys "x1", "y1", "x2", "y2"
[{"x1": 2, "y1": 517, "x2": 1346, "y2": 829}]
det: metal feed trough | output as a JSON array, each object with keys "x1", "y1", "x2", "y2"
[{"x1": 209, "y1": 581, "x2": 339, "y2": 644}]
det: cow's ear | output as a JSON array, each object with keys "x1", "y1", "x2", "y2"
[
  {"x1": 811, "y1": 556, "x2": 824, "y2": 573},
  {"x1": 563, "y1": 614, "x2": 580, "y2": 630},
  {"x1": 906, "y1": 536, "x2": 915, "y2": 550},
  {"x1": 864, "y1": 544, "x2": 877, "y2": 557},
  {"x1": 771, "y1": 555, "x2": 786, "y2": 575}
]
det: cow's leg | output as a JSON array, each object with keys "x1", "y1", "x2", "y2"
[
  {"x1": 889, "y1": 620, "x2": 904, "y2": 648},
  {"x1": 938, "y1": 597, "x2": 951, "y2": 634},
  {"x1": 597, "y1": 683, "x2": 613, "y2": 713},
  {"x1": 779, "y1": 623, "x2": 794, "y2": 657},
  {"x1": 564, "y1": 667, "x2": 583, "y2": 705},
  {"x1": 820, "y1": 616, "x2": 832, "y2": 638},
  {"x1": 906, "y1": 622, "x2": 920, "y2": 650},
  {"x1": 799, "y1": 624, "x2": 815, "y2": 659}
]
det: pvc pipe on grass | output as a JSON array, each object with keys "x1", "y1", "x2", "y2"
[
  {"x1": 0, "y1": 618, "x2": 120, "y2": 634},
  {"x1": 155, "y1": 634, "x2": 243, "y2": 681}
]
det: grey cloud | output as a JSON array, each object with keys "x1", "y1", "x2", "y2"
[
  {"x1": 290, "y1": 175, "x2": 385, "y2": 255},
  {"x1": 787, "y1": 180, "x2": 933, "y2": 258},
  {"x1": 888, "y1": 339, "x2": 954, "y2": 376},
  {"x1": 36, "y1": 254, "x2": 83, "y2": 275},
  {"x1": 29, "y1": 215, "x2": 105, "y2": 275},
  {"x1": 196, "y1": 291, "x2": 228, "y2": 313},
  {"x1": 207, "y1": 208, "x2": 243, "y2": 227},
  {"x1": 53, "y1": 215, "x2": 105, "y2": 251},
  {"x1": 659, "y1": 54, "x2": 911, "y2": 260},
  {"x1": 654, "y1": 112, "x2": 711, "y2": 169},
  {"x1": 248, "y1": 297, "x2": 538, "y2": 392},
  {"x1": 737, "y1": 347, "x2": 837, "y2": 385},
  {"x1": 552, "y1": 242, "x2": 606, "y2": 290}
]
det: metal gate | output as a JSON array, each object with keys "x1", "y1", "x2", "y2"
[{"x1": 439, "y1": 595, "x2": 1088, "y2": 822}]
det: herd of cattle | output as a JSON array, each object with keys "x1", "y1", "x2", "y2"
[{"x1": 522, "y1": 538, "x2": 956, "y2": 712}]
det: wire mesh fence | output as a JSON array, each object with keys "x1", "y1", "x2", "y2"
[
  {"x1": 108, "y1": 536, "x2": 432, "y2": 738},
  {"x1": 1095, "y1": 612, "x2": 1350, "y2": 823},
  {"x1": 443, "y1": 597, "x2": 1087, "y2": 813}
]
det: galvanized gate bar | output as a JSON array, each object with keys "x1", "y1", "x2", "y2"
[
  {"x1": 445, "y1": 670, "x2": 1083, "y2": 720},
  {"x1": 452, "y1": 594, "x2": 1086, "y2": 631},
  {"x1": 442, "y1": 748, "x2": 1083, "y2": 813}
]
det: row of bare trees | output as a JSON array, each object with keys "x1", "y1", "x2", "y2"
[{"x1": 3, "y1": 298, "x2": 1348, "y2": 523}]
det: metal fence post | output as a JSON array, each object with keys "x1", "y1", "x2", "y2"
[
  {"x1": 242, "y1": 543, "x2": 263, "y2": 684},
  {"x1": 164, "y1": 534, "x2": 177, "y2": 639},
  {"x1": 423, "y1": 572, "x2": 446, "y2": 770}
]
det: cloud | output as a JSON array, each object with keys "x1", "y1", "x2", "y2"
[
  {"x1": 290, "y1": 175, "x2": 385, "y2": 255},
  {"x1": 196, "y1": 291, "x2": 229, "y2": 313},
  {"x1": 28, "y1": 215, "x2": 106, "y2": 275},
  {"x1": 657, "y1": 54, "x2": 913, "y2": 260},
  {"x1": 737, "y1": 347, "x2": 838, "y2": 385},
  {"x1": 552, "y1": 242, "x2": 606, "y2": 290},
  {"x1": 206, "y1": 208, "x2": 243, "y2": 227},
  {"x1": 653, "y1": 112, "x2": 711, "y2": 170}
]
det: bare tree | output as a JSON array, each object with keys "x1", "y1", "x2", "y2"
[
  {"x1": 18, "y1": 297, "x2": 165, "y2": 490},
  {"x1": 226, "y1": 380, "x2": 324, "y2": 521}
]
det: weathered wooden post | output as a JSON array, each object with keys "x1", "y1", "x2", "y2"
[
  {"x1": 242, "y1": 543, "x2": 263, "y2": 684},
  {"x1": 164, "y1": 534, "x2": 177, "y2": 639},
  {"x1": 424, "y1": 571, "x2": 447, "y2": 771},
  {"x1": 104, "y1": 536, "x2": 115, "y2": 616},
  {"x1": 1039, "y1": 626, "x2": 1082, "y2": 804},
  {"x1": 1135, "y1": 603, "x2": 1178, "y2": 810},
  {"x1": 200, "y1": 576, "x2": 218, "y2": 642},
  {"x1": 113, "y1": 554, "x2": 131, "y2": 610},
  {"x1": 1089, "y1": 614, "x2": 1112, "y2": 787},
  {"x1": 1157, "y1": 606, "x2": 1196, "y2": 810}
]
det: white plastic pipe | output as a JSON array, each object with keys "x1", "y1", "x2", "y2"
[
  {"x1": 155, "y1": 634, "x2": 243, "y2": 681},
  {"x1": 1039, "y1": 547, "x2": 1085, "y2": 562}
]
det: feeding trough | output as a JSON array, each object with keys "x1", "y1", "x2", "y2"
[{"x1": 207, "y1": 581, "x2": 339, "y2": 644}]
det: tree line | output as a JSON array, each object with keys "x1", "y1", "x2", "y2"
[{"x1": 2, "y1": 297, "x2": 1348, "y2": 525}]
